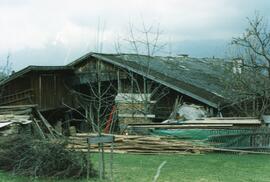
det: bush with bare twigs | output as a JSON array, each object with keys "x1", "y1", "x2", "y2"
[{"x1": 0, "y1": 135, "x2": 96, "y2": 179}]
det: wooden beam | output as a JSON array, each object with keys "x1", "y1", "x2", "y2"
[
  {"x1": 117, "y1": 69, "x2": 122, "y2": 92},
  {"x1": 184, "y1": 119, "x2": 261, "y2": 124},
  {"x1": 127, "y1": 124, "x2": 234, "y2": 129}
]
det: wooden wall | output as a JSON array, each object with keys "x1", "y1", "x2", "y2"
[
  {"x1": 73, "y1": 57, "x2": 127, "y2": 84},
  {"x1": 0, "y1": 70, "x2": 74, "y2": 111},
  {"x1": 0, "y1": 74, "x2": 33, "y2": 106}
]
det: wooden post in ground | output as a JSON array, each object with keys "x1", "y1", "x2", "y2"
[
  {"x1": 110, "y1": 139, "x2": 114, "y2": 181},
  {"x1": 87, "y1": 141, "x2": 91, "y2": 180},
  {"x1": 99, "y1": 143, "x2": 103, "y2": 180},
  {"x1": 87, "y1": 135, "x2": 115, "y2": 181}
]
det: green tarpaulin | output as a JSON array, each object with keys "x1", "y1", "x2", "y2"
[{"x1": 151, "y1": 129, "x2": 253, "y2": 140}]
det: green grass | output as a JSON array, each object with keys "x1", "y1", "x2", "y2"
[{"x1": 1, "y1": 153, "x2": 270, "y2": 182}]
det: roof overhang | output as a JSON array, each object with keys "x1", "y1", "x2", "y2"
[{"x1": 0, "y1": 66, "x2": 74, "y2": 86}]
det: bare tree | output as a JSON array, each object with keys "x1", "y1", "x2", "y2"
[
  {"x1": 222, "y1": 13, "x2": 270, "y2": 117},
  {"x1": 0, "y1": 53, "x2": 13, "y2": 101},
  {"x1": 114, "y1": 22, "x2": 169, "y2": 120},
  {"x1": 232, "y1": 13, "x2": 270, "y2": 76},
  {"x1": 63, "y1": 20, "x2": 118, "y2": 179},
  {"x1": 0, "y1": 53, "x2": 12, "y2": 81}
]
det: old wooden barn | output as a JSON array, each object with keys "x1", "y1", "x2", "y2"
[{"x1": 0, "y1": 52, "x2": 248, "y2": 133}]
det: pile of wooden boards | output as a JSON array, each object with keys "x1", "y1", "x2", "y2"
[
  {"x1": 0, "y1": 105, "x2": 60, "y2": 138},
  {"x1": 0, "y1": 115, "x2": 32, "y2": 136},
  {"x1": 127, "y1": 117, "x2": 261, "y2": 131},
  {"x1": 115, "y1": 93, "x2": 156, "y2": 125},
  {"x1": 68, "y1": 133, "x2": 210, "y2": 154},
  {"x1": 0, "y1": 105, "x2": 34, "y2": 136},
  {"x1": 184, "y1": 117, "x2": 261, "y2": 126}
]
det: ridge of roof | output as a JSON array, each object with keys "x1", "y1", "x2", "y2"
[
  {"x1": 67, "y1": 51, "x2": 228, "y2": 66},
  {"x1": 67, "y1": 52, "x2": 95, "y2": 66}
]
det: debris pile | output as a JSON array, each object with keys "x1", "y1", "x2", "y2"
[
  {"x1": 0, "y1": 105, "x2": 60, "y2": 138},
  {"x1": 0, "y1": 105, "x2": 33, "y2": 136},
  {"x1": 68, "y1": 133, "x2": 210, "y2": 154}
]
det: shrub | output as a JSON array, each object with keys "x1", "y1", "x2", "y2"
[{"x1": 0, "y1": 135, "x2": 96, "y2": 179}]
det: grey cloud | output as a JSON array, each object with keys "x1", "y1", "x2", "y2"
[{"x1": 1, "y1": 0, "x2": 270, "y2": 70}]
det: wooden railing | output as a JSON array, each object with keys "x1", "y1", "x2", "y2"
[{"x1": 0, "y1": 89, "x2": 34, "y2": 105}]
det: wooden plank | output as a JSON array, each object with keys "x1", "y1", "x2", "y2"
[
  {"x1": 32, "y1": 118, "x2": 46, "y2": 139},
  {"x1": 0, "y1": 115, "x2": 30, "y2": 119},
  {"x1": 184, "y1": 119, "x2": 261, "y2": 124},
  {"x1": 118, "y1": 114, "x2": 156, "y2": 118},
  {"x1": 208, "y1": 117, "x2": 257, "y2": 120},
  {"x1": 127, "y1": 124, "x2": 234, "y2": 129},
  {"x1": 0, "y1": 105, "x2": 37, "y2": 109},
  {"x1": 87, "y1": 136, "x2": 115, "y2": 144},
  {"x1": 35, "y1": 109, "x2": 58, "y2": 137},
  {"x1": 0, "y1": 109, "x2": 33, "y2": 115}
]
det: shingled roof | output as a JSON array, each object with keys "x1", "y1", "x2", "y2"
[{"x1": 70, "y1": 53, "x2": 228, "y2": 108}]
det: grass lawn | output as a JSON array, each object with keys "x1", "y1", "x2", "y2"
[{"x1": 0, "y1": 153, "x2": 270, "y2": 182}]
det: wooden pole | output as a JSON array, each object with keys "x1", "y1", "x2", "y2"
[
  {"x1": 117, "y1": 69, "x2": 122, "y2": 92},
  {"x1": 87, "y1": 141, "x2": 90, "y2": 180},
  {"x1": 86, "y1": 135, "x2": 115, "y2": 180},
  {"x1": 98, "y1": 143, "x2": 102, "y2": 180},
  {"x1": 110, "y1": 140, "x2": 114, "y2": 181},
  {"x1": 39, "y1": 75, "x2": 42, "y2": 107},
  {"x1": 101, "y1": 143, "x2": 105, "y2": 179}
]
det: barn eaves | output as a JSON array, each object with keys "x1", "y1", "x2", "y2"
[{"x1": 0, "y1": 66, "x2": 74, "y2": 86}]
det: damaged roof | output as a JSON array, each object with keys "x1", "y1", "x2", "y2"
[
  {"x1": 2, "y1": 52, "x2": 229, "y2": 109},
  {"x1": 70, "y1": 53, "x2": 229, "y2": 108}
]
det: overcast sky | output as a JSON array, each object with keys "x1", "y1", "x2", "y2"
[{"x1": 0, "y1": 0, "x2": 269, "y2": 70}]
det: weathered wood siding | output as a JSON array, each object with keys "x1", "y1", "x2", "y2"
[
  {"x1": 0, "y1": 73, "x2": 33, "y2": 106},
  {"x1": 73, "y1": 57, "x2": 127, "y2": 84},
  {"x1": 0, "y1": 70, "x2": 74, "y2": 111},
  {"x1": 30, "y1": 71, "x2": 74, "y2": 110},
  {"x1": 71, "y1": 57, "x2": 215, "y2": 122}
]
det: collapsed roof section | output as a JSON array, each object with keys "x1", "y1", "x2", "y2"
[
  {"x1": 0, "y1": 52, "x2": 230, "y2": 109},
  {"x1": 70, "y1": 53, "x2": 228, "y2": 108}
]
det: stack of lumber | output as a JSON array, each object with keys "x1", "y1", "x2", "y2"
[
  {"x1": 68, "y1": 133, "x2": 210, "y2": 154},
  {"x1": 0, "y1": 114, "x2": 32, "y2": 125},
  {"x1": 0, "y1": 105, "x2": 60, "y2": 138},
  {"x1": 116, "y1": 93, "x2": 156, "y2": 125},
  {"x1": 127, "y1": 117, "x2": 261, "y2": 130},
  {"x1": 0, "y1": 105, "x2": 35, "y2": 136},
  {"x1": 0, "y1": 105, "x2": 35, "y2": 115}
]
